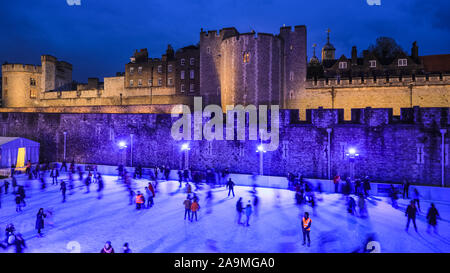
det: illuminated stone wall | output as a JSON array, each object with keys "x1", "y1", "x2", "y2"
[{"x1": 0, "y1": 106, "x2": 448, "y2": 186}]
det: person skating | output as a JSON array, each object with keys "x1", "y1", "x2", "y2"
[
  {"x1": 363, "y1": 177, "x2": 371, "y2": 197},
  {"x1": 186, "y1": 182, "x2": 192, "y2": 194},
  {"x1": 123, "y1": 242, "x2": 132, "y2": 253},
  {"x1": 17, "y1": 186, "x2": 26, "y2": 207},
  {"x1": 405, "y1": 200, "x2": 418, "y2": 232},
  {"x1": 183, "y1": 168, "x2": 190, "y2": 182},
  {"x1": 36, "y1": 208, "x2": 47, "y2": 237},
  {"x1": 333, "y1": 175, "x2": 340, "y2": 193},
  {"x1": 15, "y1": 193, "x2": 22, "y2": 212},
  {"x1": 426, "y1": 203, "x2": 440, "y2": 234},
  {"x1": 190, "y1": 199, "x2": 200, "y2": 222},
  {"x1": 357, "y1": 193, "x2": 367, "y2": 218},
  {"x1": 236, "y1": 197, "x2": 244, "y2": 224},
  {"x1": 12, "y1": 177, "x2": 17, "y2": 194},
  {"x1": 245, "y1": 201, "x2": 253, "y2": 226},
  {"x1": 183, "y1": 196, "x2": 192, "y2": 221},
  {"x1": 101, "y1": 241, "x2": 115, "y2": 253},
  {"x1": 413, "y1": 188, "x2": 421, "y2": 212},
  {"x1": 402, "y1": 179, "x2": 410, "y2": 199},
  {"x1": 347, "y1": 196, "x2": 357, "y2": 215},
  {"x1": 60, "y1": 181, "x2": 67, "y2": 202},
  {"x1": 14, "y1": 233, "x2": 26, "y2": 253},
  {"x1": 178, "y1": 170, "x2": 183, "y2": 187},
  {"x1": 389, "y1": 184, "x2": 399, "y2": 209},
  {"x1": 226, "y1": 178, "x2": 235, "y2": 197},
  {"x1": 97, "y1": 173, "x2": 104, "y2": 199},
  {"x1": 302, "y1": 212, "x2": 312, "y2": 247},
  {"x1": 145, "y1": 184, "x2": 154, "y2": 208},
  {"x1": 84, "y1": 176, "x2": 91, "y2": 193},
  {"x1": 50, "y1": 167, "x2": 59, "y2": 185},
  {"x1": 135, "y1": 191, "x2": 145, "y2": 210},
  {"x1": 60, "y1": 160, "x2": 67, "y2": 172},
  {"x1": 4, "y1": 180, "x2": 9, "y2": 194}
]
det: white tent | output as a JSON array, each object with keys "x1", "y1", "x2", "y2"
[{"x1": 0, "y1": 137, "x2": 40, "y2": 168}]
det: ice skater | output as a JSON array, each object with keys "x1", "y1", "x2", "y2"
[
  {"x1": 35, "y1": 208, "x2": 47, "y2": 237},
  {"x1": 226, "y1": 178, "x2": 235, "y2": 197},
  {"x1": 178, "y1": 170, "x2": 183, "y2": 187},
  {"x1": 123, "y1": 242, "x2": 132, "y2": 253},
  {"x1": 245, "y1": 200, "x2": 252, "y2": 226},
  {"x1": 426, "y1": 203, "x2": 440, "y2": 234},
  {"x1": 97, "y1": 173, "x2": 104, "y2": 199},
  {"x1": 145, "y1": 183, "x2": 154, "y2": 208},
  {"x1": 253, "y1": 194, "x2": 259, "y2": 217},
  {"x1": 15, "y1": 193, "x2": 23, "y2": 212},
  {"x1": 402, "y1": 179, "x2": 410, "y2": 199},
  {"x1": 14, "y1": 233, "x2": 26, "y2": 253},
  {"x1": 405, "y1": 200, "x2": 418, "y2": 232},
  {"x1": 389, "y1": 184, "x2": 399, "y2": 209},
  {"x1": 183, "y1": 196, "x2": 192, "y2": 220},
  {"x1": 302, "y1": 212, "x2": 312, "y2": 247},
  {"x1": 50, "y1": 167, "x2": 59, "y2": 185},
  {"x1": 135, "y1": 191, "x2": 145, "y2": 210},
  {"x1": 412, "y1": 188, "x2": 421, "y2": 212},
  {"x1": 4, "y1": 180, "x2": 9, "y2": 194},
  {"x1": 101, "y1": 241, "x2": 115, "y2": 253},
  {"x1": 236, "y1": 197, "x2": 243, "y2": 224},
  {"x1": 60, "y1": 181, "x2": 67, "y2": 202},
  {"x1": 190, "y1": 199, "x2": 200, "y2": 222},
  {"x1": 347, "y1": 196, "x2": 357, "y2": 215}
]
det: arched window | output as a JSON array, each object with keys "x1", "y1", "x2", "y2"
[{"x1": 243, "y1": 51, "x2": 250, "y2": 63}]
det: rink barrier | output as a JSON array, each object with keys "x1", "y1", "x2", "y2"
[{"x1": 48, "y1": 163, "x2": 450, "y2": 202}]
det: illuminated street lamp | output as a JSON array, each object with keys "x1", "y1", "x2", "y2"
[
  {"x1": 256, "y1": 144, "x2": 266, "y2": 175},
  {"x1": 118, "y1": 141, "x2": 127, "y2": 165},
  {"x1": 181, "y1": 143, "x2": 191, "y2": 169},
  {"x1": 345, "y1": 147, "x2": 360, "y2": 180}
]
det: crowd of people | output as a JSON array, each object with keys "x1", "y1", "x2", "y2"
[{"x1": 0, "y1": 160, "x2": 445, "y2": 253}]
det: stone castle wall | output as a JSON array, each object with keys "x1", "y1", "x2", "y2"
[
  {"x1": 298, "y1": 75, "x2": 450, "y2": 120},
  {"x1": 0, "y1": 107, "x2": 448, "y2": 186}
]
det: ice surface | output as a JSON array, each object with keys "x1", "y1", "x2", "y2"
[{"x1": 0, "y1": 173, "x2": 449, "y2": 253}]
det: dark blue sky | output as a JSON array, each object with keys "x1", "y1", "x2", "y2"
[{"x1": 0, "y1": 0, "x2": 449, "y2": 81}]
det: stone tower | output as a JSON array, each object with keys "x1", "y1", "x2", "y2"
[{"x1": 321, "y1": 29, "x2": 335, "y2": 61}]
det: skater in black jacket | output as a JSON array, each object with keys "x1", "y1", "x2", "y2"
[
  {"x1": 405, "y1": 200, "x2": 418, "y2": 232},
  {"x1": 426, "y1": 203, "x2": 440, "y2": 234},
  {"x1": 36, "y1": 208, "x2": 47, "y2": 237},
  {"x1": 60, "y1": 181, "x2": 67, "y2": 202},
  {"x1": 226, "y1": 178, "x2": 235, "y2": 197}
]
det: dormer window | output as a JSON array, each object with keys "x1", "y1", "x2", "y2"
[
  {"x1": 243, "y1": 51, "x2": 250, "y2": 63},
  {"x1": 398, "y1": 59, "x2": 408, "y2": 67},
  {"x1": 369, "y1": 60, "x2": 376, "y2": 68},
  {"x1": 180, "y1": 59, "x2": 185, "y2": 65},
  {"x1": 129, "y1": 67, "x2": 134, "y2": 74},
  {"x1": 339, "y1": 62, "x2": 347, "y2": 69}
]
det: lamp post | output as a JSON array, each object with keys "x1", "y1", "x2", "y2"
[
  {"x1": 63, "y1": 131, "x2": 67, "y2": 161},
  {"x1": 345, "y1": 147, "x2": 359, "y2": 180},
  {"x1": 181, "y1": 143, "x2": 190, "y2": 170},
  {"x1": 118, "y1": 141, "x2": 127, "y2": 166},
  {"x1": 440, "y1": 129, "x2": 447, "y2": 187},
  {"x1": 326, "y1": 128, "x2": 332, "y2": 180},
  {"x1": 130, "y1": 134, "x2": 134, "y2": 167}
]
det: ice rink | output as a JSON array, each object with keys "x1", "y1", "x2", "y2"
[{"x1": 0, "y1": 173, "x2": 449, "y2": 253}]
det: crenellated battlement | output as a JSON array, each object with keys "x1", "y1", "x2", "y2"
[
  {"x1": 1, "y1": 63, "x2": 42, "y2": 73},
  {"x1": 306, "y1": 74, "x2": 450, "y2": 88}
]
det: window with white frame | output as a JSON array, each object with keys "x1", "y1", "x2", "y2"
[
  {"x1": 190, "y1": 58, "x2": 195, "y2": 65},
  {"x1": 339, "y1": 62, "x2": 347, "y2": 69},
  {"x1": 168, "y1": 64, "x2": 172, "y2": 73},
  {"x1": 180, "y1": 84, "x2": 185, "y2": 93},
  {"x1": 129, "y1": 67, "x2": 134, "y2": 74},
  {"x1": 158, "y1": 78, "x2": 162, "y2": 86},
  {"x1": 168, "y1": 78, "x2": 173, "y2": 86},
  {"x1": 129, "y1": 80, "x2": 134, "y2": 87},
  {"x1": 369, "y1": 60, "x2": 376, "y2": 68},
  {"x1": 190, "y1": 83, "x2": 194, "y2": 92},
  {"x1": 138, "y1": 66, "x2": 142, "y2": 74},
  {"x1": 181, "y1": 70, "x2": 185, "y2": 80},
  {"x1": 190, "y1": 70, "x2": 194, "y2": 79},
  {"x1": 180, "y1": 58, "x2": 185, "y2": 65},
  {"x1": 398, "y1": 59, "x2": 408, "y2": 67},
  {"x1": 138, "y1": 79, "x2": 142, "y2": 86},
  {"x1": 157, "y1": 65, "x2": 162, "y2": 73}
]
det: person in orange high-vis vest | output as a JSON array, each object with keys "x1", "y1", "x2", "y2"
[
  {"x1": 190, "y1": 200, "x2": 200, "y2": 222},
  {"x1": 135, "y1": 191, "x2": 145, "y2": 210},
  {"x1": 302, "y1": 212, "x2": 312, "y2": 247}
]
